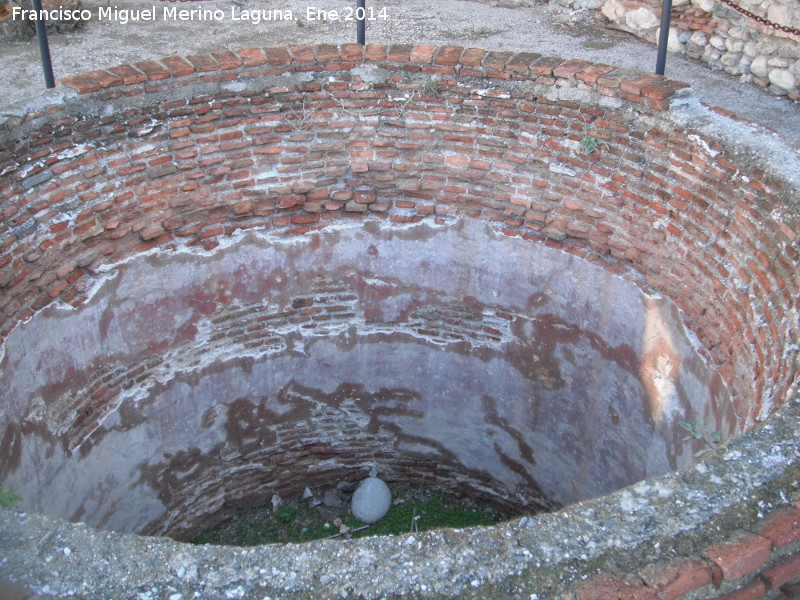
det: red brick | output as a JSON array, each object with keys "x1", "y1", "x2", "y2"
[
  {"x1": 530, "y1": 56, "x2": 565, "y2": 76},
  {"x1": 365, "y1": 44, "x2": 387, "y2": 61},
  {"x1": 287, "y1": 45, "x2": 315, "y2": 63},
  {"x1": 446, "y1": 155, "x2": 469, "y2": 168},
  {"x1": 760, "y1": 508, "x2": 800, "y2": 548},
  {"x1": 711, "y1": 579, "x2": 767, "y2": 600},
  {"x1": 107, "y1": 64, "x2": 147, "y2": 85},
  {"x1": 211, "y1": 51, "x2": 242, "y2": 71},
  {"x1": 340, "y1": 43, "x2": 364, "y2": 62},
  {"x1": 162, "y1": 217, "x2": 184, "y2": 231},
  {"x1": 505, "y1": 52, "x2": 541, "y2": 73},
  {"x1": 761, "y1": 552, "x2": 800, "y2": 590},
  {"x1": 387, "y1": 44, "x2": 413, "y2": 62},
  {"x1": 576, "y1": 64, "x2": 617, "y2": 84},
  {"x1": 410, "y1": 45, "x2": 438, "y2": 64},
  {"x1": 640, "y1": 78, "x2": 690, "y2": 100},
  {"x1": 59, "y1": 74, "x2": 102, "y2": 94},
  {"x1": 620, "y1": 73, "x2": 664, "y2": 95},
  {"x1": 620, "y1": 91, "x2": 644, "y2": 104},
  {"x1": 482, "y1": 51, "x2": 514, "y2": 70},
  {"x1": 355, "y1": 191, "x2": 376, "y2": 204},
  {"x1": 186, "y1": 54, "x2": 218, "y2": 73},
  {"x1": 200, "y1": 226, "x2": 224, "y2": 239},
  {"x1": 468, "y1": 159, "x2": 491, "y2": 170},
  {"x1": 315, "y1": 44, "x2": 340, "y2": 63},
  {"x1": 85, "y1": 69, "x2": 124, "y2": 89},
  {"x1": 290, "y1": 213, "x2": 320, "y2": 225},
  {"x1": 711, "y1": 105, "x2": 737, "y2": 118},
  {"x1": 434, "y1": 46, "x2": 464, "y2": 66},
  {"x1": 573, "y1": 574, "x2": 659, "y2": 600},
  {"x1": 263, "y1": 46, "x2": 292, "y2": 66},
  {"x1": 140, "y1": 224, "x2": 165, "y2": 241},
  {"x1": 459, "y1": 48, "x2": 486, "y2": 67},
  {"x1": 596, "y1": 67, "x2": 643, "y2": 88},
  {"x1": 237, "y1": 48, "x2": 267, "y2": 67},
  {"x1": 160, "y1": 56, "x2": 195, "y2": 78},
  {"x1": 47, "y1": 280, "x2": 69, "y2": 298},
  {"x1": 232, "y1": 200, "x2": 254, "y2": 215},
  {"x1": 706, "y1": 536, "x2": 772, "y2": 581},
  {"x1": 135, "y1": 59, "x2": 171, "y2": 81},
  {"x1": 553, "y1": 58, "x2": 592, "y2": 79},
  {"x1": 641, "y1": 558, "x2": 712, "y2": 600}
]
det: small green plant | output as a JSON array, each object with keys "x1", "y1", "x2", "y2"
[
  {"x1": 0, "y1": 487, "x2": 22, "y2": 509},
  {"x1": 296, "y1": 18, "x2": 304, "y2": 27},
  {"x1": 276, "y1": 506, "x2": 299, "y2": 523},
  {"x1": 424, "y1": 79, "x2": 438, "y2": 95},
  {"x1": 679, "y1": 418, "x2": 722, "y2": 457},
  {"x1": 351, "y1": 492, "x2": 495, "y2": 539},
  {"x1": 579, "y1": 135, "x2": 601, "y2": 154}
]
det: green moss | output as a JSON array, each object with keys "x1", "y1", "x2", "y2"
[
  {"x1": 0, "y1": 487, "x2": 21, "y2": 509},
  {"x1": 192, "y1": 487, "x2": 501, "y2": 546},
  {"x1": 353, "y1": 493, "x2": 495, "y2": 539},
  {"x1": 424, "y1": 79, "x2": 439, "y2": 95}
]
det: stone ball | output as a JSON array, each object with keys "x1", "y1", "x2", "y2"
[{"x1": 351, "y1": 477, "x2": 392, "y2": 524}]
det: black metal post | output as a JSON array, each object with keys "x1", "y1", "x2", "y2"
[
  {"x1": 31, "y1": 0, "x2": 55, "y2": 88},
  {"x1": 655, "y1": 0, "x2": 673, "y2": 75},
  {"x1": 356, "y1": 0, "x2": 366, "y2": 45}
]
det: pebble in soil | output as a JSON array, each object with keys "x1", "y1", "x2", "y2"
[{"x1": 191, "y1": 483, "x2": 507, "y2": 546}]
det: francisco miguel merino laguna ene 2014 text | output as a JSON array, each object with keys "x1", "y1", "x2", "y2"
[{"x1": 11, "y1": 6, "x2": 389, "y2": 25}]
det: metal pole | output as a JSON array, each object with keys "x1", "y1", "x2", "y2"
[
  {"x1": 356, "y1": 0, "x2": 366, "y2": 45},
  {"x1": 31, "y1": 0, "x2": 55, "y2": 88},
  {"x1": 655, "y1": 0, "x2": 673, "y2": 75}
]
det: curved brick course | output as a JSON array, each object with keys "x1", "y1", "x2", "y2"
[{"x1": 0, "y1": 45, "x2": 798, "y2": 599}]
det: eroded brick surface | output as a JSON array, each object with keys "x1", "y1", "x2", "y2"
[
  {"x1": 707, "y1": 536, "x2": 772, "y2": 582},
  {"x1": 761, "y1": 508, "x2": 800, "y2": 548}
]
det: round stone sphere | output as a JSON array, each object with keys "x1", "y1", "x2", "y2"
[{"x1": 351, "y1": 477, "x2": 392, "y2": 524}]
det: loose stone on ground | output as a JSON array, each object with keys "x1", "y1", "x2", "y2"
[{"x1": 351, "y1": 477, "x2": 392, "y2": 524}]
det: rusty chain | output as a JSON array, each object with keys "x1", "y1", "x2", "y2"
[{"x1": 716, "y1": 0, "x2": 800, "y2": 37}]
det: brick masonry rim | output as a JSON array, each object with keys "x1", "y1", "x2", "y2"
[
  {"x1": 9, "y1": 44, "x2": 795, "y2": 200},
  {"x1": 52, "y1": 43, "x2": 691, "y2": 107}
]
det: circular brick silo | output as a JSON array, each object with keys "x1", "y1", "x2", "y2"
[{"x1": 0, "y1": 44, "x2": 798, "y2": 599}]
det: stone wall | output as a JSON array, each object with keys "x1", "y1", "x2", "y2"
[
  {"x1": 596, "y1": 0, "x2": 800, "y2": 99},
  {"x1": 0, "y1": 44, "x2": 798, "y2": 599}
]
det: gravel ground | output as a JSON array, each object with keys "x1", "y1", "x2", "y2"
[{"x1": 0, "y1": 0, "x2": 798, "y2": 142}]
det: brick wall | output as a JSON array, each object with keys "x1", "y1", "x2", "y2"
[
  {"x1": 1, "y1": 44, "x2": 795, "y2": 430},
  {"x1": 570, "y1": 504, "x2": 800, "y2": 599}
]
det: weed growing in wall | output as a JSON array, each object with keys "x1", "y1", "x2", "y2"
[
  {"x1": 680, "y1": 418, "x2": 722, "y2": 457},
  {"x1": 0, "y1": 487, "x2": 21, "y2": 508},
  {"x1": 579, "y1": 135, "x2": 601, "y2": 154}
]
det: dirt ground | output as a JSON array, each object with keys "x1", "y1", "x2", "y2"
[
  {"x1": 191, "y1": 482, "x2": 505, "y2": 546},
  {"x1": 0, "y1": 0, "x2": 798, "y2": 141}
]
